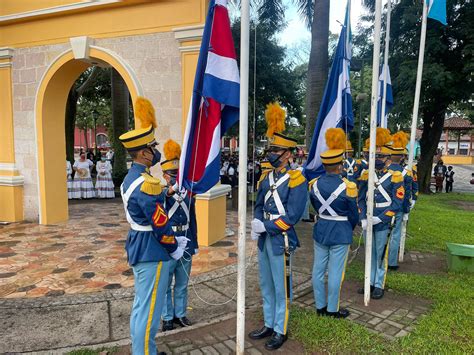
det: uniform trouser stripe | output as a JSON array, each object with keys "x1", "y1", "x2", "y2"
[
  {"x1": 382, "y1": 238, "x2": 390, "y2": 288},
  {"x1": 283, "y1": 253, "x2": 289, "y2": 334},
  {"x1": 144, "y1": 262, "x2": 162, "y2": 355}
]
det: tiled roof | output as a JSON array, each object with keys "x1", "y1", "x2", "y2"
[{"x1": 444, "y1": 116, "x2": 474, "y2": 130}]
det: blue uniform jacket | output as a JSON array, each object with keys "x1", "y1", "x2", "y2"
[
  {"x1": 342, "y1": 157, "x2": 359, "y2": 183},
  {"x1": 412, "y1": 165, "x2": 419, "y2": 201},
  {"x1": 309, "y1": 174, "x2": 359, "y2": 246},
  {"x1": 122, "y1": 163, "x2": 177, "y2": 266},
  {"x1": 358, "y1": 168, "x2": 405, "y2": 232},
  {"x1": 164, "y1": 188, "x2": 199, "y2": 256},
  {"x1": 354, "y1": 159, "x2": 368, "y2": 187},
  {"x1": 254, "y1": 166, "x2": 308, "y2": 256},
  {"x1": 388, "y1": 163, "x2": 413, "y2": 214}
]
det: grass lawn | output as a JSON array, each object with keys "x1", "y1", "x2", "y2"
[{"x1": 290, "y1": 193, "x2": 474, "y2": 354}]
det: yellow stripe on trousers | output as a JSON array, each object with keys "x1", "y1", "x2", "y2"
[
  {"x1": 283, "y1": 253, "x2": 289, "y2": 335},
  {"x1": 382, "y1": 241, "x2": 390, "y2": 288},
  {"x1": 144, "y1": 262, "x2": 162, "y2": 355},
  {"x1": 337, "y1": 247, "x2": 350, "y2": 311}
]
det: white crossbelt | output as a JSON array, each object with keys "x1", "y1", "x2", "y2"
[
  {"x1": 345, "y1": 159, "x2": 356, "y2": 176},
  {"x1": 312, "y1": 180, "x2": 348, "y2": 221},
  {"x1": 402, "y1": 169, "x2": 408, "y2": 177},
  {"x1": 120, "y1": 176, "x2": 153, "y2": 232},
  {"x1": 166, "y1": 189, "x2": 190, "y2": 233},
  {"x1": 263, "y1": 171, "x2": 290, "y2": 219},
  {"x1": 374, "y1": 171, "x2": 392, "y2": 208}
]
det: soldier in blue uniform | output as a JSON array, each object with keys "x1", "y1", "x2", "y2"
[
  {"x1": 357, "y1": 128, "x2": 405, "y2": 299},
  {"x1": 342, "y1": 139, "x2": 359, "y2": 183},
  {"x1": 160, "y1": 140, "x2": 198, "y2": 331},
  {"x1": 309, "y1": 128, "x2": 359, "y2": 318},
  {"x1": 249, "y1": 102, "x2": 308, "y2": 351},
  {"x1": 119, "y1": 98, "x2": 186, "y2": 355},
  {"x1": 354, "y1": 139, "x2": 369, "y2": 187},
  {"x1": 387, "y1": 132, "x2": 413, "y2": 270}
]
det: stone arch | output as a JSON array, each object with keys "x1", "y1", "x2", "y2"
[{"x1": 35, "y1": 46, "x2": 142, "y2": 224}]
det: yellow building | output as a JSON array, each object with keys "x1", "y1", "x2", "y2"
[{"x1": 0, "y1": 0, "x2": 229, "y2": 242}]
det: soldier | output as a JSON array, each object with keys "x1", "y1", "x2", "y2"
[
  {"x1": 386, "y1": 132, "x2": 413, "y2": 270},
  {"x1": 309, "y1": 128, "x2": 359, "y2": 318},
  {"x1": 357, "y1": 128, "x2": 405, "y2": 299},
  {"x1": 342, "y1": 139, "x2": 358, "y2": 183},
  {"x1": 249, "y1": 102, "x2": 308, "y2": 351},
  {"x1": 160, "y1": 140, "x2": 198, "y2": 332},
  {"x1": 354, "y1": 139, "x2": 370, "y2": 188},
  {"x1": 119, "y1": 98, "x2": 186, "y2": 355}
]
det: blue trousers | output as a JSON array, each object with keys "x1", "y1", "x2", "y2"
[
  {"x1": 370, "y1": 229, "x2": 390, "y2": 289},
  {"x1": 131, "y1": 261, "x2": 170, "y2": 355},
  {"x1": 258, "y1": 235, "x2": 293, "y2": 335},
  {"x1": 162, "y1": 255, "x2": 192, "y2": 321},
  {"x1": 312, "y1": 242, "x2": 350, "y2": 312},
  {"x1": 388, "y1": 212, "x2": 403, "y2": 267}
]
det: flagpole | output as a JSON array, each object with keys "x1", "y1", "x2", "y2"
[
  {"x1": 236, "y1": 0, "x2": 249, "y2": 352},
  {"x1": 380, "y1": 0, "x2": 392, "y2": 129},
  {"x1": 364, "y1": 0, "x2": 383, "y2": 307},
  {"x1": 401, "y1": 0, "x2": 428, "y2": 262}
]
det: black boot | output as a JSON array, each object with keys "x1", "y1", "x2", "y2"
[
  {"x1": 174, "y1": 316, "x2": 192, "y2": 327},
  {"x1": 162, "y1": 320, "x2": 174, "y2": 332},
  {"x1": 357, "y1": 285, "x2": 374, "y2": 294},
  {"x1": 388, "y1": 265, "x2": 399, "y2": 271},
  {"x1": 316, "y1": 306, "x2": 327, "y2": 316},
  {"x1": 264, "y1": 332, "x2": 288, "y2": 350},
  {"x1": 371, "y1": 287, "x2": 384, "y2": 299},
  {"x1": 326, "y1": 308, "x2": 350, "y2": 319},
  {"x1": 248, "y1": 326, "x2": 274, "y2": 340}
]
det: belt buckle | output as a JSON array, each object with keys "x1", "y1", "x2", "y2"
[
  {"x1": 176, "y1": 225, "x2": 183, "y2": 232},
  {"x1": 264, "y1": 212, "x2": 270, "y2": 220}
]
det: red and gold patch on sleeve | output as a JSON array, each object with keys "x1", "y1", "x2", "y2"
[
  {"x1": 396, "y1": 186, "x2": 405, "y2": 199},
  {"x1": 275, "y1": 218, "x2": 290, "y2": 231},
  {"x1": 161, "y1": 235, "x2": 176, "y2": 244},
  {"x1": 152, "y1": 203, "x2": 168, "y2": 227}
]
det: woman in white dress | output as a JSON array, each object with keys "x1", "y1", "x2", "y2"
[
  {"x1": 66, "y1": 160, "x2": 73, "y2": 199},
  {"x1": 72, "y1": 153, "x2": 96, "y2": 199},
  {"x1": 95, "y1": 154, "x2": 115, "y2": 198}
]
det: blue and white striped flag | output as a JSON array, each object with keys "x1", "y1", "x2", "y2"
[
  {"x1": 377, "y1": 64, "x2": 394, "y2": 127},
  {"x1": 426, "y1": 0, "x2": 447, "y2": 25},
  {"x1": 303, "y1": 2, "x2": 353, "y2": 180}
]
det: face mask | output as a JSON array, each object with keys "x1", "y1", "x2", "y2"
[
  {"x1": 149, "y1": 147, "x2": 161, "y2": 167},
  {"x1": 101, "y1": 157, "x2": 106, "y2": 162},
  {"x1": 169, "y1": 176, "x2": 177, "y2": 186},
  {"x1": 375, "y1": 158, "x2": 386, "y2": 170},
  {"x1": 266, "y1": 152, "x2": 283, "y2": 168}
]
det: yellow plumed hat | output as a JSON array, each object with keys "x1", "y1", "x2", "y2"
[
  {"x1": 161, "y1": 139, "x2": 181, "y2": 172},
  {"x1": 363, "y1": 138, "x2": 370, "y2": 152},
  {"x1": 345, "y1": 140, "x2": 354, "y2": 152},
  {"x1": 260, "y1": 160, "x2": 273, "y2": 171},
  {"x1": 320, "y1": 128, "x2": 346, "y2": 165},
  {"x1": 119, "y1": 97, "x2": 157, "y2": 151},
  {"x1": 376, "y1": 127, "x2": 392, "y2": 147},
  {"x1": 265, "y1": 102, "x2": 297, "y2": 149}
]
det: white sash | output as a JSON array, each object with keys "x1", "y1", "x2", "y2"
[
  {"x1": 374, "y1": 172, "x2": 392, "y2": 208},
  {"x1": 167, "y1": 190, "x2": 190, "y2": 221},
  {"x1": 264, "y1": 171, "x2": 290, "y2": 216},
  {"x1": 312, "y1": 180, "x2": 348, "y2": 221},
  {"x1": 120, "y1": 176, "x2": 153, "y2": 231}
]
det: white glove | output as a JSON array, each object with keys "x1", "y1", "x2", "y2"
[
  {"x1": 194, "y1": 248, "x2": 199, "y2": 255},
  {"x1": 251, "y1": 218, "x2": 266, "y2": 234},
  {"x1": 373, "y1": 216, "x2": 382, "y2": 225},
  {"x1": 410, "y1": 200, "x2": 416, "y2": 210},
  {"x1": 170, "y1": 246, "x2": 185, "y2": 260},
  {"x1": 251, "y1": 230, "x2": 260, "y2": 240},
  {"x1": 175, "y1": 236, "x2": 190, "y2": 250},
  {"x1": 403, "y1": 213, "x2": 409, "y2": 222},
  {"x1": 361, "y1": 219, "x2": 367, "y2": 230}
]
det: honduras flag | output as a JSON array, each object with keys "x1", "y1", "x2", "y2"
[
  {"x1": 303, "y1": 2, "x2": 353, "y2": 180},
  {"x1": 377, "y1": 64, "x2": 394, "y2": 127},
  {"x1": 426, "y1": 0, "x2": 447, "y2": 25},
  {"x1": 179, "y1": 0, "x2": 239, "y2": 194}
]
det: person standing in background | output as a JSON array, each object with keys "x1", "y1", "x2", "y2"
[
  {"x1": 96, "y1": 153, "x2": 115, "y2": 198},
  {"x1": 433, "y1": 160, "x2": 447, "y2": 193},
  {"x1": 445, "y1": 166, "x2": 454, "y2": 193},
  {"x1": 66, "y1": 160, "x2": 73, "y2": 199}
]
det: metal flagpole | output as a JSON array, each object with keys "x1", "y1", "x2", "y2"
[
  {"x1": 400, "y1": 0, "x2": 428, "y2": 262},
  {"x1": 380, "y1": 0, "x2": 392, "y2": 129},
  {"x1": 236, "y1": 0, "x2": 249, "y2": 352},
  {"x1": 364, "y1": 0, "x2": 383, "y2": 307}
]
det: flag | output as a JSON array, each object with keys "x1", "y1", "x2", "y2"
[
  {"x1": 377, "y1": 64, "x2": 394, "y2": 127},
  {"x1": 303, "y1": 2, "x2": 353, "y2": 180},
  {"x1": 179, "y1": 0, "x2": 239, "y2": 193},
  {"x1": 426, "y1": 0, "x2": 447, "y2": 25}
]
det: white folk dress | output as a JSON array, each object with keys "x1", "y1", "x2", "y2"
[
  {"x1": 72, "y1": 159, "x2": 96, "y2": 199},
  {"x1": 66, "y1": 160, "x2": 73, "y2": 199},
  {"x1": 95, "y1": 160, "x2": 115, "y2": 198}
]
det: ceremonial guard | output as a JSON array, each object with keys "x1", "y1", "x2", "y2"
[
  {"x1": 309, "y1": 128, "x2": 359, "y2": 318},
  {"x1": 387, "y1": 132, "x2": 413, "y2": 270},
  {"x1": 249, "y1": 103, "x2": 308, "y2": 350},
  {"x1": 342, "y1": 139, "x2": 358, "y2": 183},
  {"x1": 358, "y1": 128, "x2": 405, "y2": 299},
  {"x1": 119, "y1": 98, "x2": 185, "y2": 355},
  {"x1": 160, "y1": 139, "x2": 198, "y2": 331}
]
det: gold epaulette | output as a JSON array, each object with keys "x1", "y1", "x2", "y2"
[
  {"x1": 342, "y1": 178, "x2": 358, "y2": 198},
  {"x1": 413, "y1": 165, "x2": 418, "y2": 172},
  {"x1": 358, "y1": 170, "x2": 369, "y2": 181},
  {"x1": 356, "y1": 159, "x2": 362, "y2": 164},
  {"x1": 405, "y1": 169, "x2": 413, "y2": 177},
  {"x1": 288, "y1": 169, "x2": 306, "y2": 188},
  {"x1": 390, "y1": 170, "x2": 403, "y2": 184},
  {"x1": 140, "y1": 173, "x2": 163, "y2": 195},
  {"x1": 308, "y1": 177, "x2": 319, "y2": 190},
  {"x1": 257, "y1": 170, "x2": 271, "y2": 190}
]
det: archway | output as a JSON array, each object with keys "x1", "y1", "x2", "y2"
[{"x1": 35, "y1": 47, "x2": 143, "y2": 224}]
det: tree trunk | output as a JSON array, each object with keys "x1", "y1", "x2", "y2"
[
  {"x1": 305, "y1": 0, "x2": 330, "y2": 149},
  {"x1": 111, "y1": 68, "x2": 130, "y2": 186},
  {"x1": 65, "y1": 89, "x2": 77, "y2": 164},
  {"x1": 417, "y1": 107, "x2": 446, "y2": 193}
]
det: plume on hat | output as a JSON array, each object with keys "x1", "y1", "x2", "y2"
[
  {"x1": 135, "y1": 97, "x2": 157, "y2": 129},
  {"x1": 346, "y1": 140, "x2": 353, "y2": 150},
  {"x1": 163, "y1": 139, "x2": 181, "y2": 161},
  {"x1": 376, "y1": 127, "x2": 391, "y2": 147},
  {"x1": 325, "y1": 128, "x2": 346, "y2": 150},
  {"x1": 265, "y1": 102, "x2": 286, "y2": 138},
  {"x1": 392, "y1": 131, "x2": 409, "y2": 149}
]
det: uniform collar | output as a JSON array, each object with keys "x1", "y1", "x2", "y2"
[{"x1": 131, "y1": 162, "x2": 148, "y2": 173}]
